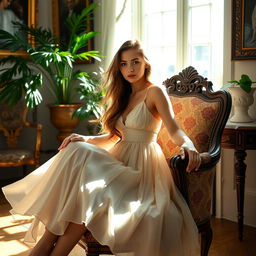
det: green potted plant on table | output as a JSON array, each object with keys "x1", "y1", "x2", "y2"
[
  {"x1": 0, "y1": 3, "x2": 102, "y2": 141},
  {"x1": 223, "y1": 74, "x2": 256, "y2": 123}
]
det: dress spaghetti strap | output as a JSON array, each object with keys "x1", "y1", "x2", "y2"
[{"x1": 143, "y1": 86, "x2": 151, "y2": 102}]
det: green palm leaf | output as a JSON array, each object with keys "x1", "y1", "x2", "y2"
[
  {"x1": 66, "y1": 3, "x2": 99, "y2": 35},
  {"x1": 71, "y1": 32, "x2": 100, "y2": 54},
  {"x1": 74, "y1": 51, "x2": 101, "y2": 61}
]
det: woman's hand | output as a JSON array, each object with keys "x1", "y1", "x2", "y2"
[
  {"x1": 58, "y1": 133, "x2": 90, "y2": 150},
  {"x1": 180, "y1": 147, "x2": 201, "y2": 172}
]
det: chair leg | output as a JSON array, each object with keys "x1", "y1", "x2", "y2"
[
  {"x1": 86, "y1": 247, "x2": 112, "y2": 256},
  {"x1": 200, "y1": 226, "x2": 213, "y2": 256},
  {"x1": 80, "y1": 231, "x2": 113, "y2": 256}
]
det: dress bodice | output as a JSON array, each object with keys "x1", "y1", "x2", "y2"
[{"x1": 116, "y1": 101, "x2": 162, "y2": 143}]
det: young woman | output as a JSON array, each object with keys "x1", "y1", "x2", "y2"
[{"x1": 3, "y1": 40, "x2": 201, "y2": 256}]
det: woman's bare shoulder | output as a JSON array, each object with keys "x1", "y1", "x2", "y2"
[{"x1": 147, "y1": 85, "x2": 166, "y2": 98}]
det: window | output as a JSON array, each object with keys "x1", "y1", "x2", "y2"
[
  {"x1": 115, "y1": 0, "x2": 224, "y2": 88},
  {"x1": 187, "y1": 1, "x2": 212, "y2": 78},
  {"x1": 142, "y1": 0, "x2": 177, "y2": 83}
]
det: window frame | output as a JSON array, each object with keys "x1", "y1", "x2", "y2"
[{"x1": 128, "y1": 0, "x2": 224, "y2": 88}]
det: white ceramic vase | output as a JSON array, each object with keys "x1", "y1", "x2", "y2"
[{"x1": 228, "y1": 86, "x2": 256, "y2": 123}]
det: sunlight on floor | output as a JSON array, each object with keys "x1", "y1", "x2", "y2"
[
  {"x1": 0, "y1": 204, "x2": 86, "y2": 256},
  {"x1": 0, "y1": 241, "x2": 29, "y2": 255}
]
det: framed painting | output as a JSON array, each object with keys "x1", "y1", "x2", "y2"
[
  {"x1": 232, "y1": 0, "x2": 256, "y2": 60},
  {"x1": 0, "y1": 0, "x2": 38, "y2": 57},
  {"x1": 52, "y1": 0, "x2": 94, "y2": 63}
]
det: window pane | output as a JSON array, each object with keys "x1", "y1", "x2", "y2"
[
  {"x1": 144, "y1": 0, "x2": 163, "y2": 13},
  {"x1": 163, "y1": 0, "x2": 176, "y2": 10},
  {"x1": 190, "y1": 6, "x2": 211, "y2": 43},
  {"x1": 148, "y1": 46, "x2": 176, "y2": 84},
  {"x1": 163, "y1": 47, "x2": 176, "y2": 77},
  {"x1": 144, "y1": 0, "x2": 176, "y2": 13},
  {"x1": 147, "y1": 47, "x2": 162, "y2": 66},
  {"x1": 163, "y1": 11, "x2": 176, "y2": 45},
  {"x1": 147, "y1": 47, "x2": 163, "y2": 83},
  {"x1": 189, "y1": 0, "x2": 211, "y2": 6},
  {"x1": 145, "y1": 13, "x2": 162, "y2": 46},
  {"x1": 190, "y1": 45, "x2": 210, "y2": 77}
]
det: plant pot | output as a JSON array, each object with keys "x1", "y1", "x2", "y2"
[
  {"x1": 228, "y1": 87, "x2": 256, "y2": 123},
  {"x1": 48, "y1": 104, "x2": 83, "y2": 142}
]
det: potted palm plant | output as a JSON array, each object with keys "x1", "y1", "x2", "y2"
[
  {"x1": 0, "y1": 3, "x2": 103, "y2": 141},
  {"x1": 223, "y1": 74, "x2": 256, "y2": 123}
]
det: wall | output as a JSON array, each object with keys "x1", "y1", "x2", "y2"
[{"x1": 221, "y1": 0, "x2": 256, "y2": 227}]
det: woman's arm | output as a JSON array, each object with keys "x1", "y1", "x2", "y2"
[
  {"x1": 148, "y1": 86, "x2": 201, "y2": 172},
  {"x1": 58, "y1": 133, "x2": 120, "y2": 150}
]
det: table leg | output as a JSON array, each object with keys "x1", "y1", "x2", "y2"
[{"x1": 234, "y1": 149, "x2": 247, "y2": 241}]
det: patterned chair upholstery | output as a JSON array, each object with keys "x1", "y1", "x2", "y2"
[
  {"x1": 0, "y1": 100, "x2": 43, "y2": 175},
  {"x1": 79, "y1": 66, "x2": 231, "y2": 256}
]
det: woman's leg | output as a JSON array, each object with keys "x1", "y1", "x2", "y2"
[
  {"x1": 50, "y1": 222, "x2": 87, "y2": 256},
  {"x1": 29, "y1": 229, "x2": 58, "y2": 256}
]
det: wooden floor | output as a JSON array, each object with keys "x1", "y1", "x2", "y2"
[{"x1": 0, "y1": 198, "x2": 255, "y2": 256}]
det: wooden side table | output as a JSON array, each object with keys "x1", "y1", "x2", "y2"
[{"x1": 221, "y1": 121, "x2": 256, "y2": 241}]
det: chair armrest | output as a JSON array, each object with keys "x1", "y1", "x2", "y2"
[
  {"x1": 169, "y1": 147, "x2": 221, "y2": 203},
  {"x1": 24, "y1": 121, "x2": 43, "y2": 162},
  {"x1": 170, "y1": 144, "x2": 221, "y2": 174}
]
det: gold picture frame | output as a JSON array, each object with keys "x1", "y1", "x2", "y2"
[
  {"x1": 52, "y1": 0, "x2": 94, "y2": 63},
  {"x1": 232, "y1": 0, "x2": 256, "y2": 60},
  {"x1": 0, "y1": 0, "x2": 38, "y2": 57}
]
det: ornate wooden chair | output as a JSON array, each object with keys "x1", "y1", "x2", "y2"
[
  {"x1": 157, "y1": 66, "x2": 231, "y2": 255},
  {"x1": 0, "y1": 100, "x2": 43, "y2": 175},
  {"x1": 79, "y1": 66, "x2": 231, "y2": 256}
]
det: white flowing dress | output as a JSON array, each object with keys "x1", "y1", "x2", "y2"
[{"x1": 3, "y1": 97, "x2": 199, "y2": 256}]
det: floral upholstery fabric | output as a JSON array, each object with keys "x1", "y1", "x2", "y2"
[
  {"x1": 0, "y1": 149, "x2": 33, "y2": 162},
  {"x1": 186, "y1": 167, "x2": 215, "y2": 223},
  {"x1": 157, "y1": 95, "x2": 220, "y2": 223},
  {"x1": 157, "y1": 96, "x2": 220, "y2": 158}
]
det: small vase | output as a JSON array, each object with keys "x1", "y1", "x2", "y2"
[
  {"x1": 48, "y1": 104, "x2": 83, "y2": 142},
  {"x1": 228, "y1": 87, "x2": 256, "y2": 123}
]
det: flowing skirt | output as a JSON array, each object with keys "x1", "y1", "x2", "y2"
[{"x1": 3, "y1": 141, "x2": 199, "y2": 256}]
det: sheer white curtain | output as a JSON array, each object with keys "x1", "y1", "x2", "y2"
[
  {"x1": 99, "y1": 0, "x2": 117, "y2": 71},
  {"x1": 98, "y1": 0, "x2": 131, "y2": 71}
]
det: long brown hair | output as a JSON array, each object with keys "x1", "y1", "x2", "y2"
[{"x1": 100, "y1": 40, "x2": 151, "y2": 136}]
